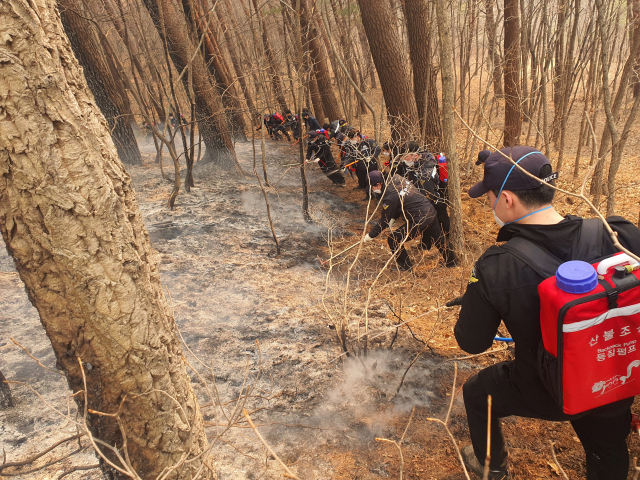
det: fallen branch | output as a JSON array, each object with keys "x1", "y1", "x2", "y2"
[
  {"x1": 0, "y1": 434, "x2": 84, "y2": 474},
  {"x1": 242, "y1": 409, "x2": 300, "y2": 480},
  {"x1": 549, "y1": 441, "x2": 569, "y2": 480}
]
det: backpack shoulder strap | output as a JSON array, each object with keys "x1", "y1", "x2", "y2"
[
  {"x1": 500, "y1": 218, "x2": 604, "y2": 278},
  {"x1": 501, "y1": 237, "x2": 562, "y2": 278},
  {"x1": 572, "y1": 218, "x2": 603, "y2": 261}
]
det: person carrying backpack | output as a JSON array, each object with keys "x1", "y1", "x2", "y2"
[{"x1": 454, "y1": 146, "x2": 640, "y2": 480}]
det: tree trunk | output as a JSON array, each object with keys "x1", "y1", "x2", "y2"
[
  {"x1": 404, "y1": 0, "x2": 443, "y2": 150},
  {"x1": 503, "y1": 0, "x2": 522, "y2": 147},
  {"x1": 215, "y1": 6, "x2": 258, "y2": 117},
  {"x1": 357, "y1": 0, "x2": 418, "y2": 141},
  {"x1": 309, "y1": 70, "x2": 326, "y2": 124},
  {"x1": 59, "y1": 0, "x2": 141, "y2": 165},
  {"x1": 300, "y1": 0, "x2": 342, "y2": 122},
  {"x1": 485, "y1": 0, "x2": 504, "y2": 98},
  {"x1": 252, "y1": 0, "x2": 289, "y2": 112},
  {"x1": 144, "y1": 0, "x2": 236, "y2": 167},
  {"x1": 191, "y1": 0, "x2": 248, "y2": 140},
  {"x1": 435, "y1": 0, "x2": 464, "y2": 257},
  {"x1": 0, "y1": 1, "x2": 211, "y2": 479}
]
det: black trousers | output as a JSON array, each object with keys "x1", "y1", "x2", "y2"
[
  {"x1": 355, "y1": 159, "x2": 378, "y2": 189},
  {"x1": 463, "y1": 364, "x2": 632, "y2": 479},
  {"x1": 388, "y1": 220, "x2": 453, "y2": 268}
]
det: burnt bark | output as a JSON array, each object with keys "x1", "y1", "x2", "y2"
[
  {"x1": 0, "y1": 1, "x2": 211, "y2": 478},
  {"x1": 59, "y1": 1, "x2": 141, "y2": 165},
  {"x1": 503, "y1": 0, "x2": 522, "y2": 147},
  {"x1": 357, "y1": 0, "x2": 418, "y2": 141}
]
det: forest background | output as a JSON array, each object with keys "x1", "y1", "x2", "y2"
[{"x1": 1, "y1": 0, "x2": 640, "y2": 478}]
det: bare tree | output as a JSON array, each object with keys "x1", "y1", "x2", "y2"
[
  {"x1": 357, "y1": 0, "x2": 418, "y2": 140},
  {"x1": 503, "y1": 0, "x2": 522, "y2": 146},
  {"x1": 0, "y1": 1, "x2": 212, "y2": 478},
  {"x1": 404, "y1": 0, "x2": 443, "y2": 150},
  {"x1": 59, "y1": 0, "x2": 141, "y2": 165}
]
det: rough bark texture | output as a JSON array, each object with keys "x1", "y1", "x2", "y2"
[
  {"x1": 435, "y1": 0, "x2": 464, "y2": 257},
  {"x1": 485, "y1": 0, "x2": 503, "y2": 98},
  {"x1": 300, "y1": 0, "x2": 342, "y2": 122},
  {"x1": 0, "y1": 1, "x2": 211, "y2": 479},
  {"x1": 357, "y1": 0, "x2": 418, "y2": 141},
  {"x1": 308, "y1": 70, "x2": 326, "y2": 125},
  {"x1": 59, "y1": 0, "x2": 141, "y2": 165},
  {"x1": 404, "y1": 0, "x2": 443, "y2": 150},
  {"x1": 503, "y1": 0, "x2": 522, "y2": 147},
  {"x1": 144, "y1": 0, "x2": 235, "y2": 167}
]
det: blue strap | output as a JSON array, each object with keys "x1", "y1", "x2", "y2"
[{"x1": 494, "y1": 151, "x2": 543, "y2": 209}]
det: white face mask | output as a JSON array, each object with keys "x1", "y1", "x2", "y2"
[
  {"x1": 382, "y1": 152, "x2": 390, "y2": 157},
  {"x1": 405, "y1": 161, "x2": 415, "y2": 168},
  {"x1": 372, "y1": 188, "x2": 382, "y2": 195},
  {"x1": 493, "y1": 210, "x2": 506, "y2": 228}
]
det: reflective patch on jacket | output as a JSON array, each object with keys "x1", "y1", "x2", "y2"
[{"x1": 469, "y1": 265, "x2": 479, "y2": 284}]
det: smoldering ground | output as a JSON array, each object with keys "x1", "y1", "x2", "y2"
[{"x1": 0, "y1": 139, "x2": 470, "y2": 479}]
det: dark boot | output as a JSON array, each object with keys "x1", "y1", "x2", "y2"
[{"x1": 461, "y1": 445, "x2": 509, "y2": 480}]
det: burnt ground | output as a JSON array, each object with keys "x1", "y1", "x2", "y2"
[{"x1": 1, "y1": 137, "x2": 639, "y2": 479}]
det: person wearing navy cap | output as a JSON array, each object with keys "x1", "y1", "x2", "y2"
[
  {"x1": 453, "y1": 146, "x2": 640, "y2": 479},
  {"x1": 363, "y1": 171, "x2": 456, "y2": 270}
]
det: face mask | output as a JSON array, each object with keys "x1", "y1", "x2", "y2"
[
  {"x1": 493, "y1": 209, "x2": 506, "y2": 228},
  {"x1": 382, "y1": 152, "x2": 390, "y2": 157},
  {"x1": 372, "y1": 188, "x2": 382, "y2": 195}
]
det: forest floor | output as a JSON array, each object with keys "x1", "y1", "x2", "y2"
[{"x1": 1, "y1": 130, "x2": 640, "y2": 480}]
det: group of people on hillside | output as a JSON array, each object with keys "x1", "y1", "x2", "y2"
[
  {"x1": 298, "y1": 108, "x2": 456, "y2": 270},
  {"x1": 259, "y1": 107, "x2": 640, "y2": 480}
]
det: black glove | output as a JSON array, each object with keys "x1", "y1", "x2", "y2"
[{"x1": 445, "y1": 296, "x2": 464, "y2": 307}]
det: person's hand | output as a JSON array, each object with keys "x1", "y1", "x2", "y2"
[
  {"x1": 363, "y1": 234, "x2": 373, "y2": 243},
  {"x1": 388, "y1": 218, "x2": 396, "y2": 228}
]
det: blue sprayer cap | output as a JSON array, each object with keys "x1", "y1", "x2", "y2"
[{"x1": 555, "y1": 261, "x2": 598, "y2": 294}]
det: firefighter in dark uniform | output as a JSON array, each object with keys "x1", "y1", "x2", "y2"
[
  {"x1": 282, "y1": 110, "x2": 301, "y2": 141},
  {"x1": 454, "y1": 146, "x2": 640, "y2": 480},
  {"x1": 305, "y1": 130, "x2": 345, "y2": 185},
  {"x1": 363, "y1": 171, "x2": 455, "y2": 271},
  {"x1": 302, "y1": 109, "x2": 322, "y2": 132},
  {"x1": 401, "y1": 142, "x2": 452, "y2": 254}
]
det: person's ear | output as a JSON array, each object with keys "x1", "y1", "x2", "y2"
[{"x1": 502, "y1": 191, "x2": 515, "y2": 209}]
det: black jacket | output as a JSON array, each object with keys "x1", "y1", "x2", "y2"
[
  {"x1": 455, "y1": 215, "x2": 640, "y2": 400},
  {"x1": 404, "y1": 152, "x2": 440, "y2": 202},
  {"x1": 304, "y1": 115, "x2": 322, "y2": 131},
  {"x1": 369, "y1": 174, "x2": 436, "y2": 238},
  {"x1": 306, "y1": 139, "x2": 338, "y2": 172}
]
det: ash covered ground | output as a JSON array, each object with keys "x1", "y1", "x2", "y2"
[{"x1": 0, "y1": 140, "x2": 470, "y2": 479}]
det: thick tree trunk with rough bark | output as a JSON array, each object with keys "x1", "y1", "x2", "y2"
[
  {"x1": 503, "y1": 0, "x2": 522, "y2": 147},
  {"x1": 144, "y1": 0, "x2": 235, "y2": 167},
  {"x1": 300, "y1": 0, "x2": 342, "y2": 122},
  {"x1": 0, "y1": 1, "x2": 212, "y2": 479},
  {"x1": 59, "y1": 0, "x2": 141, "y2": 165},
  {"x1": 404, "y1": 0, "x2": 443, "y2": 150},
  {"x1": 435, "y1": 0, "x2": 464, "y2": 258},
  {"x1": 357, "y1": 0, "x2": 418, "y2": 141}
]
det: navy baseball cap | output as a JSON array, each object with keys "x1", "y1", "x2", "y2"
[
  {"x1": 308, "y1": 130, "x2": 319, "y2": 138},
  {"x1": 468, "y1": 146, "x2": 556, "y2": 198},
  {"x1": 368, "y1": 170, "x2": 384, "y2": 185},
  {"x1": 476, "y1": 149, "x2": 491, "y2": 165}
]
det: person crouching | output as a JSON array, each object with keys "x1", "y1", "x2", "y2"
[
  {"x1": 363, "y1": 171, "x2": 456, "y2": 271},
  {"x1": 305, "y1": 130, "x2": 345, "y2": 185}
]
